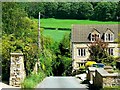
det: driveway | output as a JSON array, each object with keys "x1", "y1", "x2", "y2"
[{"x1": 36, "y1": 76, "x2": 88, "y2": 89}]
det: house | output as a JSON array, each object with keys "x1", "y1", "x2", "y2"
[{"x1": 71, "y1": 24, "x2": 119, "y2": 71}]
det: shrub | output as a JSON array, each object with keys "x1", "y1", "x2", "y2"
[
  {"x1": 21, "y1": 71, "x2": 46, "y2": 88},
  {"x1": 85, "y1": 61, "x2": 97, "y2": 67},
  {"x1": 79, "y1": 66, "x2": 86, "y2": 73}
]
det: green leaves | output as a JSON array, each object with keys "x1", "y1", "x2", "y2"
[
  {"x1": 88, "y1": 39, "x2": 115, "y2": 66},
  {"x1": 93, "y1": 2, "x2": 118, "y2": 21}
]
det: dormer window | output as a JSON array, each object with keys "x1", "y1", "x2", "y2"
[
  {"x1": 90, "y1": 29, "x2": 100, "y2": 42},
  {"x1": 105, "y1": 29, "x2": 114, "y2": 42}
]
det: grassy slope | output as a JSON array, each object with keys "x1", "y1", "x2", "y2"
[
  {"x1": 43, "y1": 29, "x2": 70, "y2": 41},
  {"x1": 33, "y1": 18, "x2": 119, "y2": 41},
  {"x1": 33, "y1": 18, "x2": 119, "y2": 29}
]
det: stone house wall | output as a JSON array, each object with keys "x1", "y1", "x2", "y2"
[
  {"x1": 72, "y1": 43, "x2": 90, "y2": 70},
  {"x1": 72, "y1": 42, "x2": 119, "y2": 70}
]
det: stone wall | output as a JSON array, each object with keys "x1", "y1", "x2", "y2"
[
  {"x1": 9, "y1": 53, "x2": 26, "y2": 87},
  {"x1": 87, "y1": 67, "x2": 120, "y2": 88},
  {"x1": 86, "y1": 67, "x2": 97, "y2": 84},
  {"x1": 102, "y1": 75, "x2": 120, "y2": 87},
  {"x1": 93, "y1": 68, "x2": 120, "y2": 88}
]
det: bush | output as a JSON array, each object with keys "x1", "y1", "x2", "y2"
[
  {"x1": 85, "y1": 61, "x2": 97, "y2": 67},
  {"x1": 79, "y1": 66, "x2": 86, "y2": 73},
  {"x1": 21, "y1": 72, "x2": 46, "y2": 88}
]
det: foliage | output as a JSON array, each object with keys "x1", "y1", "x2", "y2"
[
  {"x1": 93, "y1": 2, "x2": 118, "y2": 21},
  {"x1": 79, "y1": 66, "x2": 86, "y2": 73},
  {"x1": 85, "y1": 61, "x2": 97, "y2": 67},
  {"x1": 40, "y1": 36, "x2": 56, "y2": 76},
  {"x1": 88, "y1": 39, "x2": 108, "y2": 63},
  {"x1": 23, "y1": 2, "x2": 118, "y2": 21},
  {"x1": 88, "y1": 39, "x2": 115, "y2": 66},
  {"x1": 101, "y1": 86, "x2": 120, "y2": 90},
  {"x1": 52, "y1": 33, "x2": 72, "y2": 76},
  {"x1": 2, "y1": 2, "x2": 39, "y2": 80},
  {"x1": 116, "y1": 2, "x2": 120, "y2": 21},
  {"x1": 72, "y1": 66, "x2": 86, "y2": 75},
  {"x1": 69, "y1": 3, "x2": 79, "y2": 19},
  {"x1": 2, "y1": 2, "x2": 27, "y2": 36},
  {"x1": 77, "y1": 2, "x2": 94, "y2": 19},
  {"x1": 56, "y1": 2, "x2": 71, "y2": 19},
  {"x1": 44, "y1": 2, "x2": 58, "y2": 18},
  {"x1": 21, "y1": 71, "x2": 46, "y2": 88},
  {"x1": 25, "y1": 2, "x2": 45, "y2": 18}
]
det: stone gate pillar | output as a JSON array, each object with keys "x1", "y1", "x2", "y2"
[{"x1": 9, "y1": 53, "x2": 26, "y2": 87}]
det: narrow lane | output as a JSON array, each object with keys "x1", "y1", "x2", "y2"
[{"x1": 36, "y1": 76, "x2": 88, "y2": 89}]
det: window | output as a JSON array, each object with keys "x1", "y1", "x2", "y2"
[
  {"x1": 78, "y1": 48, "x2": 86, "y2": 56},
  {"x1": 108, "y1": 48, "x2": 114, "y2": 55},
  {"x1": 110, "y1": 34, "x2": 114, "y2": 41},
  {"x1": 105, "y1": 29, "x2": 114, "y2": 42},
  {"x1": 91, "y1": 34, "x2": 100, "y2": 41},
  {"x1": 105, "y1": 33, "x2": 114, "y2": 42}
]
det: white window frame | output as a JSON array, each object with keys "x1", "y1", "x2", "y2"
[
  {"x1": 110, "y1": 34, "x2": 114, "y2": 41},
  {"x1": 108, "y1": 48, "x2": 114, "y2": 56},
  {"x1": 77, "y1": 48, "x2": 86, "y2": 57},
  {"x1": 105, "y1": 31, "x2": 114, "y2": 42},
  {"x1": 91, "y1": 34, "x2": 100, "y2": 42}
]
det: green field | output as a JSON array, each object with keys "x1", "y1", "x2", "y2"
[
  {"x1": 33, "y1": 18, "x2": 119, "y2": 29},
  {"x1": 43, "y1": 29, "x2": 70, "y2": 41},
  {"x1": 33, "y1": 18, "x2": 119, "y2": 41}
]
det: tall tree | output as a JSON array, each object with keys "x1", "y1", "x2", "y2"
[
  {"x1": 44, "y1": 2, "x2": 58, "y2": 18},
  {"x1": 77, "y1": 2, "x2": 94, "y2": 19},
  {"x1": 116, "y1": 1, "x2": 120, "y2": 21},
  {"x1": 2, "y1": 2, "x2": 27, "y2": 36},
  {"x1": 55, "y1": 2, "x2": 71, "y2": 19},
  {"x1": 88, "y1": 38, "x2": 115, "y2": 65},
  {"x1": 93, "y1": 2, "x2": 117, "y2": 21},
  {"x1": 70, "y1": 3, "x2": 79, "y2": 19},
  {"x1": 25, "y1": 2, "x2": 45, "y2": 18}
]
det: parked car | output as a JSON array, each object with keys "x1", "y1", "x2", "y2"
[{"x1": 92, "y1": 63, "x2": 105, "y2": 68}]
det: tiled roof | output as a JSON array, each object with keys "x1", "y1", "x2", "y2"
[{"x1": 71, "y1": 24, "x2": 119, "y2": 42}]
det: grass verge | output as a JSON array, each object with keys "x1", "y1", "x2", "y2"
[
  {"x1": 101, "y1": 86, "x2": 120, "y2": 90},
  {"x1": 21, "y1": 72, "x2": 46, "y2": 88}
]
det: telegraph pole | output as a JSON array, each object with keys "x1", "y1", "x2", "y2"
[
  {"x1": 38, "y1": 12, "x2": 41, "y2": 51},
  {"x1": 34, "y1": 12, "x2": 41, "y2": 74}
]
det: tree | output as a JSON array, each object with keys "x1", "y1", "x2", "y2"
[
  {"x1": 116, "y1": 2, "x2": 120, "y2": 21},
  {"x1": 69, "y1": 3, "x2": 79, "y2": 19},
  {"x1": 93, "y1": 2, "x2": 117, "y2": 21},
  {"x1": 55, "y1": 2, "x2": 71, "y2": 19},
  {"x1": 44, "y1": 2, "x2": 58, "y2": 18},
  {"x1": 2, "y1": 2, "x2": 39, "y2": 79},
  {"x1": 2, "y1": 2, "x2": 27, "y2": 35},
  {"x1": 25, "y1": 2, "x2": 45, "y2": 18},
  {"x1": 77, "y1": 2, "x2": 94, "y2": 19},
  {"x1": 88, "y1": 38, "x2": 115, "y2": 65},
  {"x1": 88, "y1": 38, "x2": 108, "y2": 63},
  {"x1": 52, "y1": 33, "x2": 72, "y2": 76}
]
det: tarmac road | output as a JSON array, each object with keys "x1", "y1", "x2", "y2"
[{"x1": 36, "y1": 76, "x2": 88, "y2": 89}]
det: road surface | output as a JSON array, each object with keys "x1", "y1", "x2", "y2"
[{"x1": 36, "y1": 76, "x2": 88, "y2": 89}]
